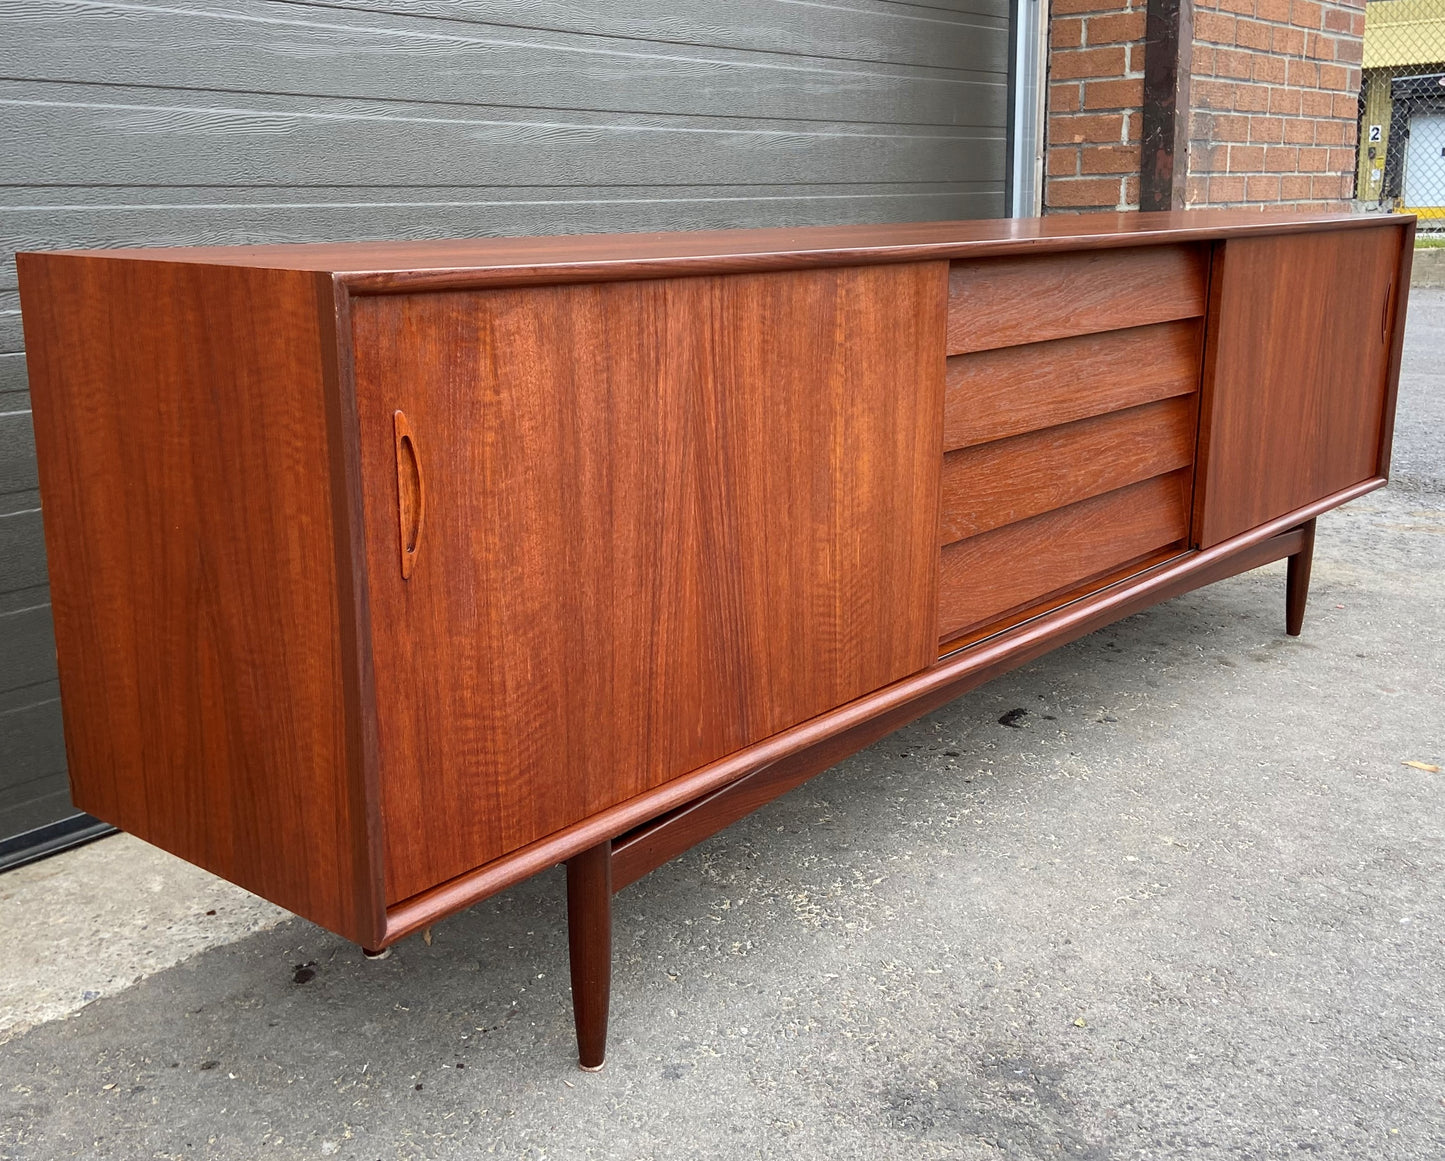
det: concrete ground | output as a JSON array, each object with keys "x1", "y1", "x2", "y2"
[{"x1": 1, "y1": 291, "x2": 1441, "y2": 1161}]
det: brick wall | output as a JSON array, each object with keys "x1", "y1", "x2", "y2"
[
  {"x1": 1046, "y1": 0, "x2": 1149, "y2": 211},
  {"x1": 1044, "y1": 0, "x2": 1365, "y2": 212},
  {"x1": 1188, "y1": 0, "x2": 1363, "y2": 207}
]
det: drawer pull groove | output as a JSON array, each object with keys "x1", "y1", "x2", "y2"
[{"x1": 393, "y1": 410, "x2": 425, "y2": 580}]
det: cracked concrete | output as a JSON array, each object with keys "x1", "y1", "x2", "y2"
[{"x1": 0, "y1": 290, "x2": 1440, "y2": 1161}]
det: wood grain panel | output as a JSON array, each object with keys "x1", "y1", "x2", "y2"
[
  {"x1": 947, "y1": 244, "x2": 1207, "y2": 354},
  {"x1": 943, "y1": 319, "x2": 1202, "y2": 450},
  {"x1": 352, "y1": 264, "x2": 946, "y2": 904},
  {"x1": 939, "y1": 470, "x2": 1192, "y2": 641},
  {"x1": 1193, "y1": 224, "x2": 1406, "y2": 547},
  {"x1": 16, "y1": 255, "x2": 380, "y2": 944},
  {"x1": 940, "y1": 396, "x2": 1196, "y2": 542},
  {"x1": 35, "y1": 209, "x2": 1368, "y2": 280}
]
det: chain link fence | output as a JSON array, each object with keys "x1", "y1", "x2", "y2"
[{"x1": 1357, "y1": 0, "x2": 1445, "y2": 229}]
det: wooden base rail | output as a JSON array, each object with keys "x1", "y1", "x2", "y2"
[
  {"x1": 467, "y1": 508, "x2": 1322, "y2": 1069},
  {"x1": 380, "y1": 485, "x2": 1368, "y2": 954}
]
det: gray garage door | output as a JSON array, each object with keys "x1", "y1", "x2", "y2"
[{"x1": 0, "y1": 0, "x2": 1014, "y2": 867}]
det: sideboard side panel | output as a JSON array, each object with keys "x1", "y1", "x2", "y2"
[
  {"x1": 1193, "y1": 224, "x2": 1406, "y2": 548},
  {"x1": 352, "y1": 264, "x2": 946, "y2": 904},
  {"x1": 17, "y1": 256, "x2": 378, "y2": 944}
]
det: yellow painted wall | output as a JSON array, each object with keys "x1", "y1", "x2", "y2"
[
  {"x1": 1364, "y1": 0, "x2": 1445, "y2": 68},
  {"x1": 1357, "y1": 70, "x2": 1394, "y2": 199}
]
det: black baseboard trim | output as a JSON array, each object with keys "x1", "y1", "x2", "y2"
[{"x1": 0, "y1": 814, "x2": 117, "y2": 874}]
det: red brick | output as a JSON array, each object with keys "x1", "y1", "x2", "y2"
[
  {"x1": 1246, "y1": 174, "x2": 1282, "y2": 200},
  {"x1": 1255, "y1": 0, "x2": 1292, "y2": 20},
  {"x1": 1314, "y1": 119, "x2": 1346, "y2": 145},
  {"x1": 1209, "y1": 175, "x2": 1247, "y2": 201},
  {"x1": 1214, "y1": 112, "x2": 1253, "y2": 141},
  {"x1": 1195, "y1": 11, "x2": 1237, "y2": 42},
  {"x1": 1234, "y1": 82, "x2": 1271, "y2": 111},
  {"x1": 1051, "y1": 45, "x2": 1128, "y2": 79},
  {"x1": 1328, "y1": 146, "x2": 1356, "y2": 170},
  {"x1": 1052, "y1": 17, "x2": 1085, "y2": 47},
  {"x1": 1194, "y1": 45, "x2": 1217, "y2": 75},
  {"x1": 1265, "y1": 144, "x2": 1301, "y2": 169},
  {"x1": 1215, "y1": 47, "x2": 1253, "y2": 78},
  {"x1": 1312, "y1": 173, "x2": 1348, "y2": 199},
  {"x1": 1334, "y1": 91, "x2": 1358, "y2": 117},
  {"x1": 1305, "y1": 31, "x2": 1333, "y2": 59},
  {"x1": 1341, "y1": 120, "x2": 1357, "y2": 145},
  {"x1": 1218, "y1": 0, "x2": 1255, "y2": 15},
  {"x1": 1230, "y1": 143, "x2": 1267, "y2": 170},
  {"x1": 1283, "y1": 117, "x2": 1315, "y2": 143},
  {"x1": 1297, "y1": 146, "x2": 1329, "y2": 171},
  {"x1": 1196, "y1": 142, "x2": 1231, "y2": 172},
  {"x1": 1050, "y1": 0, "x2": 1131, "y2": 14},
  {"x1": 1049, "y1": 82, "x2": 1083, "y2": 113},
  {"x1": 1083, "y1": 77, "x2": 1144, "y2": 108},
  {"x1": 1270, "y1": 87, "x2": 1303, "y2": 115},
  {"x1": 1048, "y1": 147, "x2": 1080, "y2": 176},
  {"x1": 1273, "y1": 26, "x2": 1306, "y2": 53},
  {"x1": 1123, "y1": 176, "x2": 1140, "y2": 206},
  {"x1": 1236, "y1": 18, "x2": 1273, "y2": 49},
  {"x1": 1046, "y1": 177, "x2": 1124, "y2": 207},
  {"x1": 1186, "y1": 175, "x2": 1209, "y2": 205},
  {"x1": 1280, "y1": 174, "x2": 1313, "y2": 199},
  {"x1": 1194, "y1": 78, "x2": 1237, "y2": 110},
  {"x1": 1333, "y1": 37, "x2": 1363, "y2": 64},
  {"x1": 1322, "y1": 6, "x2": 1353, "y2": 31},
  {"x1": 1082, "y1": 144, "x2": 1139, "y2": 173},
  {"x1": 1291, "y1": 0, "x2": 1322, "y2": 27},
  {"x1": 1250, "y1": 115, "x2": 1285, "y2": 143},
  {"x1": 1318, "y1": 63, "x2": 1348, "y2": 90},
  {"x1": 1287, "y1": 59, "x2": 1319, "y2": 87},
  {"x1": 1300, "y1": 89, "x2": 1334, "y2": 115},
  {"x1": 1052, "y1": 112, "x2": 1129, "y2": 142},
  {"x1": 1254, "y1": 54, "x2": 1288, "y2": 83},
  {"x1": 1085, "y1": 11, "x2": 1146, "y2": 42}
]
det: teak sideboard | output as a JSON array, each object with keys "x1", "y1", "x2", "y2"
[{"x1": 17, "y1": 210, "x2": 1413, "y2": 1068}]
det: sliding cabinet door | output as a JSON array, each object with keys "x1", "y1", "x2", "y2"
[
  {"x1": 351, "y1": 264, "x2": 946, "y2": 903},
  {"x1": 1193, "y1": 224, "x2": 1410, "y2": 548}
]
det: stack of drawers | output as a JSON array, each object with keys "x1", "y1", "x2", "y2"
[{"x1": 939, "y1": 245, "x2": 1210, "y2": 647}]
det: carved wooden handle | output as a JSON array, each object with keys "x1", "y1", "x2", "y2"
[{"x1": 393, "y1": 410, "x2": 424, "y2": 580}]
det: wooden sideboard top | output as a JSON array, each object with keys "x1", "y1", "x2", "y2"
[{"x1": 21, "y1": 209, "x2": 1404, "y2": 294}]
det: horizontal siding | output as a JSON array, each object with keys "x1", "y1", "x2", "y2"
[
  {"x1": 0, "y1": 85, "x2": 1002, "y2": 190},
  {"x1": 0, "y1": 406, "x2": 36, "y2": 496},
  {"x1": 0, "y1": 0, "x2": 1011, "y2": 846},
  {"x1": 246, "y1": 0, "x2": 1011, "y2": 65},
  {"x1": 0, "y1": 602, "x2": 58, "y2": 694},
  {"x1": 0, "y1": 354, "x2": 29, "y2": 397},
  {"x1": 0, "y1": 0, "x2": 1007, "y2": 124}
]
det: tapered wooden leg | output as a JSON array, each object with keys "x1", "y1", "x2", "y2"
[
  {"x1": 1285, "y1": 517, "x2": 1317, "y2": 637},
  {"x1": 566, "y1": 840, "x2": 613, "y2": 1071}
]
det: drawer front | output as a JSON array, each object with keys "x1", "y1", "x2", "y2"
[
  {"x1": 940, "y1": 396, "x2": 1196, "y2": 543},
  {"x1": 939, "y1": 470, "x2": 1192, "y2": 642},
  {"x1": 947, "y1": 245, "x2": 1208, "y2": 355},
  {"x1": 944, "y1": 319, "x2": 1202, "y2": 451}
]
